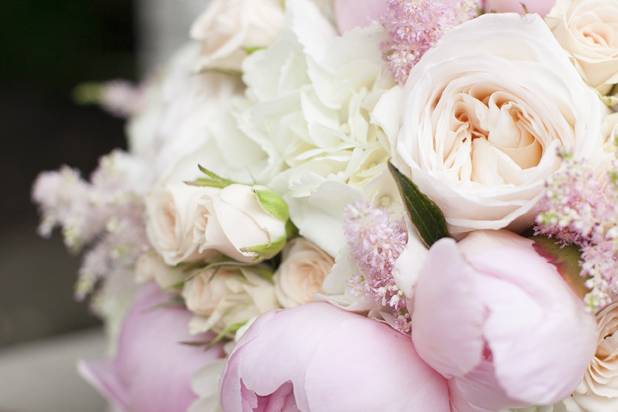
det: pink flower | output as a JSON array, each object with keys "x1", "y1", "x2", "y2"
[
  {"x1": 334, "y1": 0, "x2": 388, "y2": 33},
  {"x1": 79, "y1": 284, "x2": 224, "y2": 412},
  {"x1": 411, "y1": 231, "x2": 597, "y2": 411},
  {"x1": 485, "y1": 0, "x2": 555, "y2": 16},
  {"x1": 221, "y1": 303, "x2": 450, "y2": 411}
]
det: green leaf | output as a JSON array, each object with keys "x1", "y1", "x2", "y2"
[
  {"x1": 388, "y1": 162, "x2": 450, "y2": 247},
  {"x1": 254, "y1": 187, "x2": 289, "y2": 222},
  {"x1": 241, "y1": 235, "x2": 287, "y2": 259},
  {"x1": 531, "y1": 236, "x2": 588, "y2": 299}
]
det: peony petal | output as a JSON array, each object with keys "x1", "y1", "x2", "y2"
[
  {"x1": 412, "y1": 238, "x2": 485, "y2": 379},
  {"x1": 221, "y1": 303, "x2": 450, "y2": 412},
  {"x1": 460, "y1": 231, "x2": 598, "y2": 405}
]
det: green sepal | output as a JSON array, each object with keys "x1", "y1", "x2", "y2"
[
  {"x1": 243, "y1": 46, "x2": 264, "y2": 55},
  {"x1": 388, "y1": 162, "x2": 450, "y2": 247},
  {"x1": 531, "y1": 235, "x2": 588, "y2": 299},
  {"x1": 241, "y1": 235, "x2": 287, "y2": 259},
  {"x1": 285, "y1": 220, "x2": 299, "y2": 240},
  {"x1": 597, "y1": 89, "x2": 618, "y2": 108},
  {"x1": 254, "y1": 186, "x2": 289, "y2": 222},
  {"x1": 209, "y1": 321, "x2": 247, "y2": 347},
  {"x1": 185, "y1": 165, "x2": 234, "y2": 189},
  {"x1": 243, "y1": 264, "x2": 275, "y2": 282}
]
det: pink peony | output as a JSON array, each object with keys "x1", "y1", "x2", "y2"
[
  {"x1": 334, "y1": 0, "x2": 388, "y2": 33},
  {"x1": 485, "y1": 0, "x2": 555, "y2": 16},
  {"x1": 411, "y1": 231, "x2": 597, "y2": 411},
  {"x1": 79, "y1": 284, "x2": 224, "y2": 412},
  {"x1": 221, "y1": 302, "x2": 450, "y2": 411}
]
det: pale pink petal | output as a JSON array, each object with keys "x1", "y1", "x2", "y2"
[
  {"x1": 411, "y1": 238, "x2": 485, "y2": 379},
  {"x1": 334, "y1": 0, "x2": 388, "y2": 33},
  {"x1": 485, "y1": 0, "x2": 555, "y2": 16},
  {"x1": 449, "y1": 359, "x2": 523, "y2": 412},
  {"x1": 460, "y1": 231, "x2": 598, "y2": 405},
  {"x1": 80, "y1": 284, "x2": 224, "y2": 412},
  {"x1": 222, "y1": 303, "x2": 450, "y2": 412}
]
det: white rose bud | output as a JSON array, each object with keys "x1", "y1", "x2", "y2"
[
  {"x1": 182, "y1": 265, "x2": 279, "y2": 334},
  {"x1": 547, "y1": 0, "x2": 618, "y2": 92},
  {"x1": 195, "y1": 183, "x2": 290, "y2": 263},
  {"x1": 274, "y1": 239, "x2": 335, "y2": 308},
  {"x1": 190, "y1": 0, "x2": 284, "y2": 72}
]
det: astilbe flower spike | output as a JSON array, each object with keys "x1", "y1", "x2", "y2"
[
  {"x1": 381, "y1": 0, "x2": 482, "y2": 84},
  {"x1": 535, "y1": 153, "x2": 618, "y2": 311},
  {"x1": 343, "y1": 201, "x2": 410, "y2": 333},
  {"x1": 33, "y1": 151, "x2": 152, "y2": 300}
]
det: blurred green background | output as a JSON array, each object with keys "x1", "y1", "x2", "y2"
[{"x1": 0, "y1": 0, "x2": 136, "y2": 347}]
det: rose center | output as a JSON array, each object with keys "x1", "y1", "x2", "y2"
[{"x1": 441, "y1": 85, "x2": 543, "y2": 185}]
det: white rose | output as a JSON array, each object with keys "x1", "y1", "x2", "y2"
[
  {"x1": 182, "y1": 265, "x2": 279, "y2": 334},
  {"x1": 145, "y1": 181, "x2": 214, "y2": 266},
  {"x1": 274, "y1": 238, "x2": 334, "y2": 308},
  {"x1": 190, "y1": 0, "x2": 285, "y2": 72},
  {"x1": 547, "y1": 0, "x2": 618, "y2": 91},
  {"x1": 374, "y1": 13, "x2": 605, "y2": 235}
]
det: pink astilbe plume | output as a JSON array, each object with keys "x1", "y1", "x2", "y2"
[
  {"x1": 33, "y1": 151, "x2": 152, "y2": 299},
  {"x1": 343, "y1": 201, "x2": 410, "y2": 333},
  {"x1": 381, "y1": 0, "x2": 482, "y2": 84},
  {"x1": 535, "y1": 154, "x2": 618, "y2": 311}
]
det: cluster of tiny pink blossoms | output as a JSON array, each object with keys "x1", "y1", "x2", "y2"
[
  {"x1": 343, "y1": 201, "x2": 410, "y2": 333},
  {"x1": 381, "y1": 0, "x2": 482, "y2": 84},
  {"x1": 535, "y1": 155, "x2": 618, "y2": 311},
  {"x1": 33, "y1": 151, "x2": 152, "y2": 299}
]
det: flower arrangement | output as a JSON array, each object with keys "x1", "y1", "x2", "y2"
[{"x1": 32, "y1": 0, "x2": 618, "y2": 411}]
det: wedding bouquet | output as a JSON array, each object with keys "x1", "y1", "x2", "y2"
[{"x1": 32, "y1": 0, "x2": 618, "y2": 411}]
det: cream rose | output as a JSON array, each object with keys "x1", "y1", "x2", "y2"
[
  {"x1": 547, "y1": 0, "x2": 618, "y2": 91},
  {"x1": 190, "y1": 0, "x2": 284, "y2": 72},
  {"x1": 134, "y1": 252, "x2": 185, "y2": 290},
  {"x1": 567, "y1": 303, "x2": 618, "y2": 411},
  {"x1": 374, "y1": 13, "x2": 605, "y2": 235},
  {"x1": 146, "y1": 180, "x2": 289, "y2": 266},
  {"x1": 183, "y1": 265, "x2": 279, "y2": 334},
  {"x1": 274, "y1": 239, "x2": 335, "y2": 308},
  {"x1": 145, "y1": 182, "x2": 214, "y2": 266}
]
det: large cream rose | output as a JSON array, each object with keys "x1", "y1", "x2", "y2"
[
  {"x1": 374, "y1": 13, "x2": 605, "y2": 235},
  {"x1": 274, "y1": 239, "x2": 334, "y2": 308},
  {"x1": 183, "y1": 265, "x2": 279, "y2": 334},
  {"x1": 190, "y1": 0, "x2": 285, "y2": 72},
  {"x1": 547, "y1": 0, "x2": 618, "y2": 91}
]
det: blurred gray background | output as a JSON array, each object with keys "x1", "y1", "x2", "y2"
[{"x1": 0, "y1": 0, "x2": 205, "y2": 410}]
